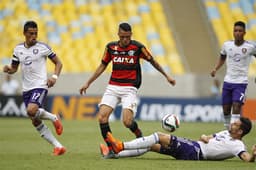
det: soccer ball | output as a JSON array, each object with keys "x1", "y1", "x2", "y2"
[{"x1": 161, "y1": 114, "x2": 180, "y2": 132}]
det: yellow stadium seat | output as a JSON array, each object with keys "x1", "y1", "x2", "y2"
[
  {"x1": 204, "y1": 0, "x2": 217, "y2": 7},
  {"x1": 232, "y1": 10, "x2": 247, "y2": 22},
  {"x1": 211, "y1": 19, "x2": 229, "y2": 45},
  {"x1": 218, "y1": 2, "x2": 234, "y2": 38},
  {"x1": 0, "y1": 0, "x2": 184, "y2": 74},
  {"x1": 249, "y1": 62, "x2": 256, "y2": 76}
]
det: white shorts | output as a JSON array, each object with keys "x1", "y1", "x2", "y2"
[{"x1": 99, "y1": 85, "x2": 138, "y2": 114}]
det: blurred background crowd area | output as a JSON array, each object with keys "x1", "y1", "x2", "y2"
[
  {"x1": 0, "y1": 0, "x2": 183, "y2": 74},
  {"x1": 0, "y1": 0, "x2": 256, "y2": 97}
]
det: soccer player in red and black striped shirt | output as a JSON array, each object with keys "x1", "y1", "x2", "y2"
[{"x1": 79, "y1": 22, "x2": 176, "y2": 158}]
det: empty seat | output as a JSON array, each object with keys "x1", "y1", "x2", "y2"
[{"x1": 0, "y1": 0, "x2": 184, "y2": 75}]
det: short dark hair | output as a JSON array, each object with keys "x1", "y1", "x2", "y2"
[
  {"x1": 234, "y1": 21, "x2": 246, "y2": 30},
  {"x1": 119, "y1": 22, "x2": 132, "y2": 32},
  {"x1": 240, "y1": 117, "x2": 252, "y2": 137},
  {"x1": 24, "y1": 21, "x2": 37, "y2": 32}
]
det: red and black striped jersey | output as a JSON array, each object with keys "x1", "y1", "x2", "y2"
[{"x1": 102, "y1": 40, "x2": 153, "y2": 89}]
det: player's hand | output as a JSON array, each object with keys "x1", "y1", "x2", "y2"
[
  {"x1": 3, "y1": 65, "x2": 11, "y2": 73},
  {"x1": 47, "y1": 77, "x2": 57, "y2": 88},
  {"x1": 199, "y1": 134, "x2": 209, "y2": 143},
  {"x1": 210, "y1": 69, "x2": 216, "y2": 77},
  {"x1": 167, "y1": 76, "x2": 176, "y2": 86},
  {"x1": 79, "y1": 83, "x2": 89, "y2": 95}
]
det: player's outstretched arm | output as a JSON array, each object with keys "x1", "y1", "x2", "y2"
[
  {"x1": 79, "y1": 63, "x2": 107, "y2": 95},
  {"x1": 240, "y1": 145, "x2": 256, "y2": 162}
]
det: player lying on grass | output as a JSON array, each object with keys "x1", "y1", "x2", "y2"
[{"x1": 102, "y1": 117, "x2": 256, "y2": 162}]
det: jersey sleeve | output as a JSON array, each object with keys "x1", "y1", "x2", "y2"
[
  {"x1": 141, "y1": 47, "x2": 153, "y2": 61},
  {"x1": 220, "y1": 42, "x2": 227, "y2": 56},
  {"x1": 233, "y1": 142, "x2": 247, "y2": 158},
  {"x1": 41, "y1": 43, "x2": 56, "y2": 59},
  {"x1": 132, "y1": 40, "x2": 153, "y2": 61},
  {"x1": 101, "y1": 46, "x2": 111, "y2": 65},
  {"x1": 251, "y1": 42, "x2": 256, "y2": 55},
  {"x1": 12, "y1": 47, "x2": 20, "y2": 65}
]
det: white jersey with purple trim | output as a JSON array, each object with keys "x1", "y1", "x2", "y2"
[
  {"x1": 220, "y1": 40, "x2": 256, "y2": 84},
  {"x1": 198, "y1": 130, "x2": 246, "y2": 160},
  {"x1": 12, "y1": 42, "x2": 56, "y2": 91}
]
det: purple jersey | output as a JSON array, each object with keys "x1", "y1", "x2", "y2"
[{"x1": 159, "y1": 135, "x2": 203, "y2": 160}]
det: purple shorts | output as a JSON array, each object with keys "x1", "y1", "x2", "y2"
[
  {"x1": 222, "y1": 82, "x2": 247, "y2": 105},
  {"x1": 22, "y1": 88, "x2": 48, "y2": 108},
  {"x1": 159, "y1": 135, "x2": 203, "y2": 160}
]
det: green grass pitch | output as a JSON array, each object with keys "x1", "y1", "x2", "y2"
[{"x1": 0, "y1": 118, "x2": 255, "y2": 170}]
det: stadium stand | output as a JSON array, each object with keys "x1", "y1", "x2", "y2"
[
  {"x1": 203, "y1": 0, "x2": 256, "y2": 76},
  {"x1": 0, "y1": 0, "x2": 185, "y2": 75}
]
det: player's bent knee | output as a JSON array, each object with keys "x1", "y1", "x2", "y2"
[
  {"x1": 27, "y1": 105, "x2": 38, "y2": 117},
  {"x1": 27, "y1": 109, "x2": 37, "y2": 117}
]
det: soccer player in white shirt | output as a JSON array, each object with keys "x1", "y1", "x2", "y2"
[
  {"x1": 210, "y1": 21, "x2": 256, "y2": 129},
  {"x1": 104, "y1": 117, "x2": 256, "y2": 162},
  {"x1": 3, "y1": 21, "x2": 66, "y2": 156}
]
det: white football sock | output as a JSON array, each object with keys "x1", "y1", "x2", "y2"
[
  {"x1": 117, "y1": 148, "x2": 150, "y2": 158},
  {"x1": 36, "y1": 122, "x2": 62, "y2": 148},
  {"x1": 37, "y1": 108, "x2": 57, "y2": 122},
  {"x1": 224, "y1": 115, "x2": 231, "y2": 130},
  {"x1": 124, "y1": 132, "x2": 159, "y2": 149},
  {"x1": 230, "y1": 114, "x2": 240, "y2": 124}
]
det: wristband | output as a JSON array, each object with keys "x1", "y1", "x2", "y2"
[{"x1": 52, "y1": 74, "x2": 58, "y2": 80}]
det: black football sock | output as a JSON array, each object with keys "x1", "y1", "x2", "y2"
[
  {"x1": 100, "y1": 122, "x2": 112, "y2": 149},
  {"x1": 129, "y1": 121, "x2": 143, "y2": 138}
]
